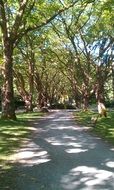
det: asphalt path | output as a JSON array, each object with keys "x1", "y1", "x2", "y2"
[{"x1": 5, "y1": 110, "x2": 114, "y2": 190}]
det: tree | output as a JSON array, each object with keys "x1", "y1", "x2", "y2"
[
  {"x1": 50, "y1": 3, "x2": 96, "y2": 109},
  {"x1": 15, "y1": 35, "x2": 35, "y2": 111},
  {"x1": 0, "y1": 0, "x2": 79, "y2": 119}
]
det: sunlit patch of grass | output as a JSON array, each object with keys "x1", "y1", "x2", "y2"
[
  {"x1": 93, "y1": 111, "x2": 114, "y2": 144},
  {"x1": 0, "y1": 112, "x2": 44, "y2": 168},
  {"x1": 17, "y1": 111, "x2": 44, "y2": 120},
  {"x1": 0, "y1": 111, "x2": 45, "y2": 189},
  {"x1": 0, "y1": 110, "x2": 43, "y2": 189},
  {"x1": 74, "y1": 110, "x2": 97, "y2": 126},
  {"x1": 74, "y1": 110, "x2": 114, "y2": 145}
]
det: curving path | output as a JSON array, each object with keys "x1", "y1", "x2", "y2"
[{"x1": 3, "y1": 110, "x2": 114, "y2": 189}]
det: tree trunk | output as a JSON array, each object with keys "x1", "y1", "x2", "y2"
[
  {"x1": 28, "y1": 56, "x2": 35, "y2": 111},
  {"x1": 112, "y1": 64, "x2": 114, "y2": 100},
  {"x1": 38, "y1": 93, "x2": 45, "y2": 108},
  {"x1": 83, "y1": 94, "x2": 89, "y2": 111},
  {"x1": 14, "y1": 71, "x2": 33, "y2": 112},
  {"x1": 74, "y1": 95, "x2": 81, "y2": 108},
  {"x1": 1, "y1": 40, "x2": 16, "y2": 120},
  {"x1": 82, "y1": 84, "x2": 89, "y2": 111},
  {"x1": 95, "y1": 78, "x2": 107, "y2": 117}
]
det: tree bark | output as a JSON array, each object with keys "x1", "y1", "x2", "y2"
[
  {"x1": 82, "y1": 86, "x2": 89, "y2": 111},
  {"x1": 28, "y1": 54, "x2": 35, "y2": 111},
  {"x1": 14, "y1": 71, "x2": 33, "y2": 112},
  {"x1": 1, "y1": 40, "x2": 16, "y2": 119},
  {"x1": 112, "y1": 64, "x2": 114, "y2": 100},
  {"x1": 94, "y1": 66, "x2": 107, "y2": 117},
  {"x1": 83, "y1": 95, "x2": 89, "y2": 111}
]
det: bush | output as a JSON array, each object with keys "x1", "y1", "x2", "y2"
[
  {"x1": 0, "y1": 99, "x2": 25, "y2": 110},
  {"x1": 105, "y1": 100, "x2": 114, "y2": 108},
  {"x1": 0, "y1": 101, "x2": 1, "y2": 111},
  {"x1": 14, "y1": 96, "x2": 25, "y2": 109},
  {"x1": 49, "y1": 103, "x2": 76, "y2": 109},
  {"x1": 15, "y1": 100, "x2": 25, "y2": 109}
]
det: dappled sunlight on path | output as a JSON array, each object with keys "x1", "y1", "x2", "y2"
[
  {"x1": 2, "y1": 110, "x2": 114, "y2": 190},
  {"x1": 61, "y1": 166, "x2": 114, "y2": 190},
  {"x1": 10, "y1": 141, "x2": 51, "y2": 166}
]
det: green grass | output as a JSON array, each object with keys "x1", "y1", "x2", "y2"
[
  {"x1": 0, "y1": 112, "x2": 43, "y2": 168},
  {"x1": 0, "y1": 111, "x2": 44, "y2": 189},
  {"x1": 74, "y1": 110, "x2": 114, "y2": 145}
]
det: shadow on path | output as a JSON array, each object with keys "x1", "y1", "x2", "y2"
[{"x1": 1, "y1": 110, "x2": 114, "y2": 190}]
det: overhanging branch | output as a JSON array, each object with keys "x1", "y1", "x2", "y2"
[{"x1": 24, "y1": 0, "x2": 80, "y2": 34}]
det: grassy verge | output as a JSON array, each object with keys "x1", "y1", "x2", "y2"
[
  {"x1": 0, "y1": 112, "x2": 44, "y2": 168},
  {"x1": 74, "y1": 110, "x2": 114, "y2": 145},
  {"x1": 0, "y1": 111, "x2": 45, "y2": 189}
]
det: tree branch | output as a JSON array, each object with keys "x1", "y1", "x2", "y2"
[
  {"x1": 11, "y1": 0, "x2": 29, "y2": 39},
  {"x1": 0, "y1": 0, "x2": 8, "y2": 38},
  {"x1": 24, "y1": 1, "x2": 79, "y2": 34}
]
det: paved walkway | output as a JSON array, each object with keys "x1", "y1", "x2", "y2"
[{"x1": 4, "y1": 110, "x2": 114, "y2": 189}]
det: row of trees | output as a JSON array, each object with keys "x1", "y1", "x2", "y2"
[{"x1": 0, "y1": 0, "x2": 114, "y2": 119}]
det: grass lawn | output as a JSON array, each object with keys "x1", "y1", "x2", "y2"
[
  {"x1": 74, "y1": 110, "x2": 114, "y2": 145},
  {"x1": 0, "y1": 112, "x2": 44, "y2": 168}
]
